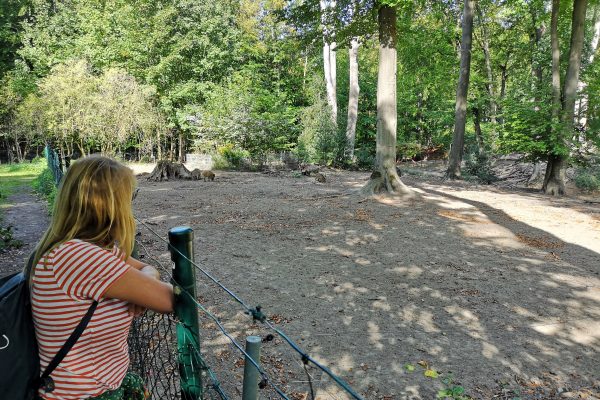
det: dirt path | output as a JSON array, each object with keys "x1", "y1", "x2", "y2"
[
  {"x1": 0, "y1": 186, "x2": 48, "y2": 275},
  {"x1": 131, "y1": 170, "x2": 599, "y2": 400},
  {"x1": 1, "y1": 172, "x2": 598, "y2": 399}
]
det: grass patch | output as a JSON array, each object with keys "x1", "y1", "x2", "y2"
[{"x1": 0, "y1": 159, "x2": 47, "y2": 219}]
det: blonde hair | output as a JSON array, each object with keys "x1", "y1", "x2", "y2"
[{"x1": 30, "y1": 155, "x2": 136, "y2": 272}]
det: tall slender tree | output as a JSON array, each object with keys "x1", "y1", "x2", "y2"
[
  {"x1": 321, "y1": 0, "x2": 338, "y2": 123},
  {"x1": 543, "y1": 0, "x2": 588, "y2": 195},
  {"x1": 446, "y1": 0, "x2": 475, "y2": 179},
  {"x1": 345, "y1": 37, "x2": 359, "y2": 158}
]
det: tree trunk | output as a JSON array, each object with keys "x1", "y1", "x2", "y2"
[
  {"x1": 346, "y1": 37, "x2": 360, "y2": 159},
  {"x1": 446, "y1": 0, "x2": 475, "y2": 179},
  {"x1": 533, "y1": 24, "x2": 546, "y2": 98},
  {"x1": 473, "y1": 106, "x2": 484, "y2": 153},
  {"x1": 362, "y1": 4, "x2": 411, "y2": 196},
  {"x1": 543, "y1": 154, "x2": 566, "y2": 195},
  {"x1": 577, "y1": 4, "x2": 600, "y2": 128},
  {"x1": 528, "y1": 162, "x2": 544, "y2": 184},
  {"x1": 476, "y1": 5, "x2": 497, "y2": 128},
  {"x1": 551, "y1": 0, "x2": 561, "y2": 121},
  {"x1": 178, "y1": 130, "x2": 185, "y2": 163},
  {"x1": 169, "y1": 132, "x2": 175, "y2": 161},
  {"x1": 497, "y1": 62, "x2": 508, "y2": 125},
  {"x1": 156, "y1": 130, "x2": 162, "y2": 160},
  {"x1": 321, "y1": 0, "x2": 337, "y2": 123},
  {"x1": 543, "y1": 0, "x2": 588, "y2": 195}
]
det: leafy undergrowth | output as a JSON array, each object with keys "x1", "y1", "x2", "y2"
[
  {"x1": 404, "y1": 361, "x2": 472, "y2": 399},
  {"x1": 0, "y1": 225, "x2": 23, "y2": 252},
  {"x1": 32, "y1": 167, "x2": 58, "y2": 212}
]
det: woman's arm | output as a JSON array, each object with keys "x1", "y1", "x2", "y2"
[
  {"x1": 125, "y1": 256, "x2": 161, "y2": 280},
  {"x1": 104, "y1": 267, "x2": 174, "y2": 314}
]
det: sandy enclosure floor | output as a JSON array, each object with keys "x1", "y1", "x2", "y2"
[{"x1": 129, "y1": 170, "x2": 599, "y2": 399}]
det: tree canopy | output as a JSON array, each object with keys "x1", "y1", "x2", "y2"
[{"x1": 0, "y1": 0, "x2": 597, "y2": 194}]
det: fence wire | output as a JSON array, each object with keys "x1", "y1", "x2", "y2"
[{"x1": 134, "y1": 218, "x2": 366, "y2": 400}]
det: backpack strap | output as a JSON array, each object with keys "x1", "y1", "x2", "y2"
[{"x1": 37, "y1": 300, "x2": 98, "y2": 393}]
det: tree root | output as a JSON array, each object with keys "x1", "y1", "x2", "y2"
[{"x1": 360, "y1": 169, "x2": 414, "y2": 198}]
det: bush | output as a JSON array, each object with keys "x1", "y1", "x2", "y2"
[
  {"x1": 32, "y1": 168, "x2": 58, "y2": 212},
  {"x1": 397, "y1": 141, "x2": 423, "y2": 161},
  {"x1": 296, "y1": 96, "x2": 346, "y2": 166},
  {"x1": 217, "y1": 143, "x2": 251, "y2": 169},
  {"x1": 574, "y1": 166, "x2": 600, "y2": 191},
  {"x1": 0, "y1": 225, "x2": 23, "y2": 252},
  {"x1": 354, "y1": 147, "x2": 375, "y2": 169},
  {"x1": 463, "y1": 151, "x2": 498, "y2": 184}
]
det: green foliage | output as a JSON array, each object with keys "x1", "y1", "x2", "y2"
[
  {"x1": 32, "y1": 168, "x2": 57, "y2": 211},
  {"x1": 194, "y1": 66, "x2": 301, "y2": 161},
  {"x1": 354, "y1": 146, "x2": 375, "y2": 169},
  {"x1": 296, "y1": 88, "x2": 346, "y2": 165},
  {"x1": 0, "y1": 225, "x2": 23, "y2": 252},
  {"x1": 437, "y1": 375, "x2": 470, "y2": 400},
  {"x1": 217, "y1": 143, "x2": 251, "y2": 169},
  {"x1": 397, "y1": 141, "x2": 423, "y2": 160},
  {"x1": 574, "y1": 166, "x2": 600, "y2": 192},
  {"x1": 0, "y1": 0, "x2": 27, "y2": 77},
  {"x1": 23, "y1": 59, "x2": 165, "y2": 156},
  {"x1": 497, "y1": 87, "x2": 557, "y2": 160},
  {"x1": 463, "y1": 151, "x2": 498, "y2": 184}
]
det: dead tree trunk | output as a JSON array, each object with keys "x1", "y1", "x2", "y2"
[{"x1": 147, "y1": 160, "x2": 191, "y2": 182}]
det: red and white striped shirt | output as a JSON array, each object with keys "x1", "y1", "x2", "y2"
[{"x1": 31, "y1": 239, "x2": 133, "y2": 399}]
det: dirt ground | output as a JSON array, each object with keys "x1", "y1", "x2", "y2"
[{"x1": 1, "y1": 164, "x2": 599, "y2": 399}]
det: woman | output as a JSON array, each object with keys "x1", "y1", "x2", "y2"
[{"x1": 30, "y1": 155, "x2": 174, "y2": 400}]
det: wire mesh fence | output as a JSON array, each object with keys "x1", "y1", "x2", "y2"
[
  {"x1": 44, "y1": 145, "x2": 63, "y2": 185},
  {"x1": 128, "y1": 311, "x2": 181, "y2": 399}
]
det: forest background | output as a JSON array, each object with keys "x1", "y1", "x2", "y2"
[{"x1": 0, "y1": 0, "x2": 599, "y2": 194}]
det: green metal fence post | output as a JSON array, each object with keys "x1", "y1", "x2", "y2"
[
  {"x1": 242, "y1": 336, "x2": 262, "y2": 400},
  {"x1": 168, "y1": 226, "x2": 202, "y2": 400}
]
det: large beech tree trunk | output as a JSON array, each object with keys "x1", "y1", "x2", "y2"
[
  {"x1": 446, "y1": 0, "x2": 475, "y2": 179},
  {"x1": 346, "y1": 37, "x2": 359, "y2": 158},
  {"x1": 362, "y1": 4, "x2": 411, "y2": 196},
  {"x1": 543, "y1": 0, "x2": 588, "y2": 195}
]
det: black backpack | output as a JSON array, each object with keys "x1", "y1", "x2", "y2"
[{"x1": 0, "y1": 255, "x2": 97, "y2": 399}]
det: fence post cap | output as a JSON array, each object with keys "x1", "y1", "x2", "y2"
[
  {"x1": 169, "y1": 226, "x2": 193, "y2": 235},
  {"x1": 246, "y1": 336, "x2": 261, "y2": 344},
  {"x1": 168, "y1": 226, "x2": 193, "y2": 243}
]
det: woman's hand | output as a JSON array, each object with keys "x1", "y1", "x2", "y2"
[
  {"x1": 140, "y1": 265, "x2": 160, "y2": 280},
  {"x1": 128, "y1": 303, "x2": 146, "y2": 317}
]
